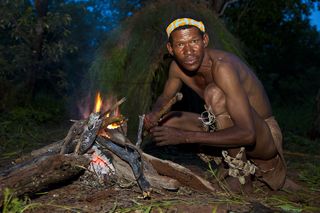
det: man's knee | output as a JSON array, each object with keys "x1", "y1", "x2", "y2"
[
  {"x1": 204, "y1": 83, "x2": 227, "y2": 115},
  {"x1": 160, "y1": 111, "x2": 204, "y2": 131},
  {"x1": 159, "y1": 111, "x2": 183, "y2": 125}
]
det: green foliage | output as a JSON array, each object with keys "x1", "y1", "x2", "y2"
[
  {"x1": 0, "y1": 0, "x2": 137, "y2": 110},
  {"x1": 1, "y1": 188, "x2": 29, "y2": 213},
  {"x1": 298, "y1": 162, "x2": 320, "y2": 190},
  {"x1": 283, "y1": 132, "x2": 320, "y2": 154},
  {"x1": 1, "y1": 188, "x2": 85, "y2": 212},
  {"x1": 267, "y1": 194, "x2": 320, "y2": 212},
  {"x1": 0, "y1": 0, "x2": 77, "y2": 108},
  {"x1": 0, "y1": 95, "x2": 66, "y2": 157},
  {"x1": 222, "y1": 0, "x2": 320, "y2": 139},
  {"x1": 223, "y1": 0, "x2": 320, "y2": 105},
  {"x1": 273, "y1": 97, "x2": 314, "y2": 136}
]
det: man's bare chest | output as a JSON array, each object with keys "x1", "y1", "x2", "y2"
[{"x1": 182, "y1": 73, "x2": 213, "y2": 97}]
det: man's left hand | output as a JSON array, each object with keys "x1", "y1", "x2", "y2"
[{"x1": 149, "y1": 126, "x2": 187, "y2": 146}]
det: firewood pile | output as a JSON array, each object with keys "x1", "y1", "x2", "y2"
[{"x1": 0, "y1": 93, "x2": 216, "y2": 203}]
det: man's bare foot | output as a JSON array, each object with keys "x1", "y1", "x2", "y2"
[
  {"x1": 223, "y1": 175, "x2": 253, "y2": 194},
  {"x1": 282, "y1": 177, "x2": 303, "y2": 191}
]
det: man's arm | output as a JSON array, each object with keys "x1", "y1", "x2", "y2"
[
  {"x1": 194, "y1": 62, "x2": 256, "y2": 146},
  {"x1": 152, "y1": 63, "x2": 256, "y2": 147},
  {"x1": 144, "y1": 62, "x2": 183, "y2": 130}
]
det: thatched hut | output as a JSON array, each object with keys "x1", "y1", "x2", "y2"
[{"x1": 89, "y1": 0, "x2": 244, "y2": 139}]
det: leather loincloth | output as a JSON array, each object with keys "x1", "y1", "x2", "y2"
[
  {"x1": 252, "y1": 116, "x2": 287, "y2": 190},
  {"x1": 199, "y1": 111, "x2": 287, "y2": 190}
]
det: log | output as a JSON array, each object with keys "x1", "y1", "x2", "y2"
[
  {"x1": 98, "y1": 140, "x2": 216, "y2": 193},
  {"x1": 96, "y1": 136, "x2": 152, "y2": 196},
  {"x1": 15, "y1": 119, "x2": 88, "y2": 164},
  {"x1": 0, "y1": 154, "x2": 90, "y2": 203},
  {"x1": 143, "y1": 153, "x2": 217, "y2": 193},
  {"x1": 99, "y1": 144, "x2": 181, "y2": 192},
  {"x1": 14, "y1": 140, "x2": 64, "y2": 164}
]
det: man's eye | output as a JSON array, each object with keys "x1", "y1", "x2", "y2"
[
  {"x1": 177, "y1": 43, "x2": 184, "y2": 47},
  {"x1": 191, "y1": 39, "x2": 198, "y2": 44}
]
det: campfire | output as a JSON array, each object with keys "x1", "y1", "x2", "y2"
[
  {"x1": 0, "y1": 92, "x2": 217, "y2": 203},
  {"x1": 59, "y1": 92, "x2": 153, "y2": 197}
]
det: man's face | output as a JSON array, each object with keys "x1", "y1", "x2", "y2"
[{"x1": 167, "y1": 27, "x2": 208, "y2": 72}]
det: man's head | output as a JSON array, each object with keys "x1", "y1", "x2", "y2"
[{"x1": 166, "y1": 18, "x2": 209, "y2": 72}]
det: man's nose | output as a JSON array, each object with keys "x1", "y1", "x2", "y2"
[{"x1": 183, "y1": 44, "x2": 193, "y2": 54}]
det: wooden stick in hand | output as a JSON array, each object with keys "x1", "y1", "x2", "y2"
[
  {"x1": 143, "y1": 92, "x2": 183, "y2": 136},
  {"x1": 155, "y1": 92, "x2": 183, "y2": 121}
]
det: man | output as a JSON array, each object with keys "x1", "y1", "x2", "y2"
[{"x1": 144, "y1": 18, "x2": 286, "y2": 192}]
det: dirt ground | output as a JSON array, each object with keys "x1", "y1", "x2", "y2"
[{"x1": 1, "y1": 143, "x2": 320, "y2": 213}]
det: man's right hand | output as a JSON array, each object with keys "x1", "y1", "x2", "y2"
[{"x1": 144, "y1": 112, "x2": 159, "y2": 131}]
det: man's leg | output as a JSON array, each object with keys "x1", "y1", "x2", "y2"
[
  {"x1": 159, "y1": 111, "x2": 205, "y2": 131},
  {"x1": 203, "y1": 83, "x2": 278, "y2": 158},
  {"x1": 203, "y1": 83, "x2": 278, "y2": 192}
]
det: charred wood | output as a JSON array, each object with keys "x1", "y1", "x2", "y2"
[{"x1": 96, "y1": 136, "x2": 151, "y2": 196}]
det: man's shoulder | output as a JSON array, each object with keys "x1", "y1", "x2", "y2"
[
  {"x1": 208, "y1": 48, "x2": 243, "y2": 61},
  {"x1": 207, "y1": 48, "x2": 233, "y2": 57},
  {"x1": 168, "y1": 60, "x2": 183, "y2": 77},
  {"x1": 208, "y1": 51, "x2": 241, "y2": 82},
  {"x1": 168, "y1": 60, "x2": 180, "y2": 71}
]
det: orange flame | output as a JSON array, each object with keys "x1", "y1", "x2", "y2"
[{"x1": 94, "y1": 92, "x2": 102, "y2": 113}]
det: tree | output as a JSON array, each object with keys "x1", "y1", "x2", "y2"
[
  {"x1": 223, "y1": 0, "x2": 320, "y2": 104},
  {"x1": 0, "y1": 0, "x2": 76, "y2": 108},
  {"x1": 222, "y1": 0, "x2": 320, "y2": 137}
]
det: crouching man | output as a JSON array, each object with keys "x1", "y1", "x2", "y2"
[{"x1": 144, "y1": 17, "x2": 286, "y2": 192}]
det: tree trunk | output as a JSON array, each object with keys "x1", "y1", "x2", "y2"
[
  {"x1": 25, "y1": 0, "x2": 48, "y2": 102},
  {"x1": 309, "y1": 89, "x2": 320, "y2": 139}
]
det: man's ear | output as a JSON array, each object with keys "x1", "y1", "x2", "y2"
[
  {"x1": 203, "y1": 33, "x2": 209, "y2": 48},
  {"x1": 166, "y1": 42, "x2": 174, "y2": 56}
]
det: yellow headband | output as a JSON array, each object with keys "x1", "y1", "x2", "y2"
[{"x1": 166, "y1": 18, "x2": 205, "y2": 38}]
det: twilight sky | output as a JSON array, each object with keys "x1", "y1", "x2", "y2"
[{"x1": 311, "y1": 8, "x2": 320, "y2": 30}]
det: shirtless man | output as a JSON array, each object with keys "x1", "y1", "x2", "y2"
[{"x1": 144, "y1": 18, "x2": 286, "y2": 192}]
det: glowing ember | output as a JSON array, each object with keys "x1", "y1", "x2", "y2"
[
  {"x1": 107, "y1": 123, "x2": 121, "y2": 129},
  {"x1": 88, "y1": 145, "x2": 115, "y2": 180}
]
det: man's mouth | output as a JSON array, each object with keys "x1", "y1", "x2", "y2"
[{"x1": 184, "y1": 57, "x2": 197, "y2": 65}]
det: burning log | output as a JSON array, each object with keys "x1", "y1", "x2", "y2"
[{"x1": 60, "y1": 97, "x2": 127, "y2": 155}]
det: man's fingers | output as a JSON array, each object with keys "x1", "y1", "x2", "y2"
[
  {"x1": 152, "y1": 131, "x2": 166, "y2": 140},
  {"x1": 144, "y1": 117, "x2": 154, "y2": 130},
  {"x1": 154, "y1": 135, "x2": 169, "y2": 146},
  {"x1": 150, "y1": 126, "x2": 167, "y2": 132},
  {"x1": 148, "y1": 126, "x2": 171, "y2": 146},
  {"x1": 156, "y1": 141, "x2": 168, "y2": 146}
]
